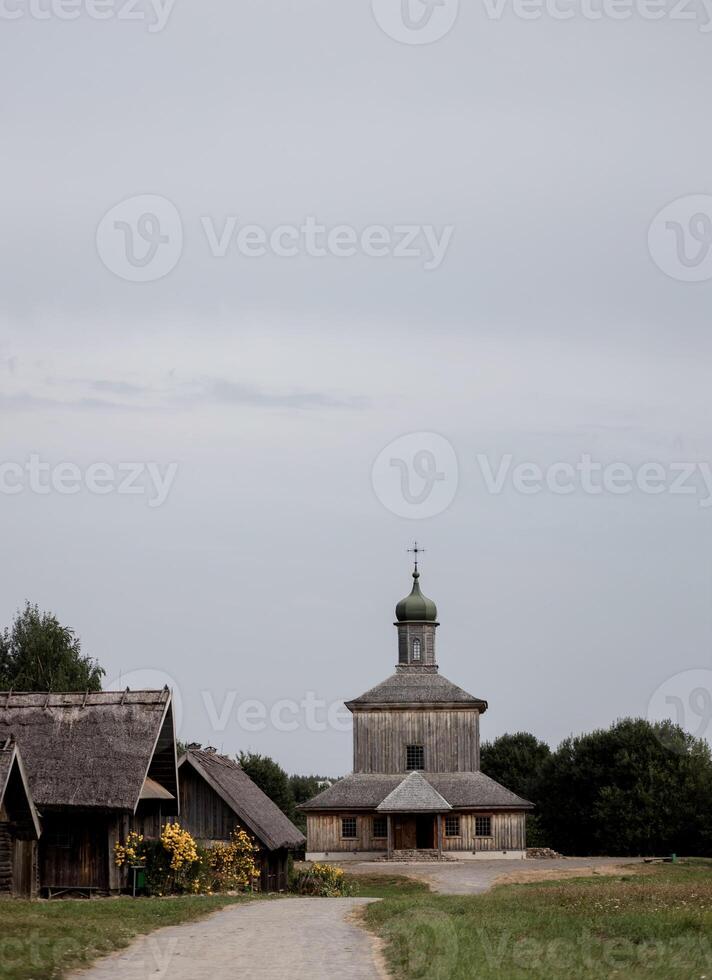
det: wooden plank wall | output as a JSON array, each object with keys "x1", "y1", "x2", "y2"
[
  {"x1": 306, "y1": 814, "x2": 388, "y2": 853},
  {"x1": 40, "y1": 813, "x2": 110, "y2": 890},
  {"x1": 442, "y1": 812, "x2": 526, "y2": 852},
  {"x1": 177, "y1": 765, "x2": 240, "y2": 841},
  {"x1": 353, "y1": 709, "x2": 480, "y2": 772},
  {"x1": 308, "y1": 811, "x2": 526, "y2": 853}
]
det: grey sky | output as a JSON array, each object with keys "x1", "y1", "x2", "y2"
[{"x1": 1, "y1": 0, "x2": 711, "y2": 775}]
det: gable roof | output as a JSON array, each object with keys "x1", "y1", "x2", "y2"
[
  {"x1": 180, "y1": 750, "x2": 305, "y2": 851},
  {"x1": 0, "y1": 690, "x2": 178, "y2": 812},
  {"x1": 0, "y1": 737, "x2": 41, "y2": 838},
  {"x1": 346, "y1": 671, "x2": 487, "y2": 710},
  {"x1": 376, "y1": 772, "x2": 451, "y2": 813},
  {"x1": 299, "y1": 770, "x2": 533, "y2": 811}
]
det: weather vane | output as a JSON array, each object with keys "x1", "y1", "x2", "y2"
[{"x1": 407, "y1": 541, "x2": 426, "y2": 572}]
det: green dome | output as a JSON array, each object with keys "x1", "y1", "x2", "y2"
[{"x1": 395, "y1": 570, "x2": 438, "y2": 622}]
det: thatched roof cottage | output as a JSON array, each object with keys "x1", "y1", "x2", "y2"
[
  {"x1": 0, "y1": 737, "x2": 41, "y2": 897},
  {"x1": 0, "y1": 689, "x2": 178, "y2": 895}
]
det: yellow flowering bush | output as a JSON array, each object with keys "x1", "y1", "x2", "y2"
[
  {"x1": 208, "y1": 828, "x2": 260, "y2": 892},
  {"x1": 291, "y1": 862, "x2": 352, "y2": 897},
  {"x1": 114, "y1": 831, "x2": 145, "y2": 867},
  {"x1": 161, "y1": 822, "x2": 198, "y2": 871}
]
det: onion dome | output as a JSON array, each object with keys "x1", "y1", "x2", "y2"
[{"x1": 395, "y1": 569, "x2": 438, "y2": 622}]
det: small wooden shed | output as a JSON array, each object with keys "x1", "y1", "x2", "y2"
[
  {"x1": 0, "y1": 737, "x2": 41, "y2": 897},
  {"x1": 179, "y1": 749, "x2": 305, "y2": 892},
  {"x1": 0, "y1": 690, "x2": 179, "y2": 896}
]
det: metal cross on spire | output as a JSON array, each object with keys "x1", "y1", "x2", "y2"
[{"x1": 407, "y1": 541, "x2": 426, "y2": 572}]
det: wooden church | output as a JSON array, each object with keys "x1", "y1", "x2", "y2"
[{"x1": 301, "y1": 556, "x2": 533, "y2": 860}]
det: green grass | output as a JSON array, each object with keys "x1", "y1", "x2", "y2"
[
  {"x1": 0, "y1": 894, "x2": 252, "y2": 980},
  {"x1": 346, "y1": 873, "x2": 432, "y2": 900},
  {"x1": 364, "y1": 859, "x2": 712, "y2": 980}
]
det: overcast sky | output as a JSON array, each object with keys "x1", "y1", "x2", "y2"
[{"x1": 1, "y1": 0, "x2": 711, "y2": 775}]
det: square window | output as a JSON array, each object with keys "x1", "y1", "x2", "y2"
[
  {"x1": 372, "y1": 816, "x2": 387, "y2": 839},
  {"x1": 406, "y1": 745, "x2": 425, "y2": 770},
  {"x1": 475, "y1": 816, "x2": 492, "y2": 837},
  {"x1": 341, "y1": 817, "x2": 357, "y2": 839},
  {"x1": 445, "y1": 815, "x2": 460, "y2": 838}
]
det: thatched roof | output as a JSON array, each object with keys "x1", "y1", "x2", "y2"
[
  {"x1": 376, "y1": 772, "x2": 452, "y2": 813},
  {"x1": 300, "y1": 771, "x2": 533, "y2": 811},
  {"x1": 0, "y1": 690, "x2": 178, "y2": 813},
  {"x1": 0, "y1": 737, "x2": 41, "y2": 838},
  {"x1": 346, "y1": 671, "x2": 488, "y2": 711},
  {"x1": 180, "y1": 750, "x2": 305, "y2": 851}
]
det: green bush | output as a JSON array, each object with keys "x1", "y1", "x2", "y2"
[{"x1": 290, "y1": 862, "x2": 353, "y2": 897}]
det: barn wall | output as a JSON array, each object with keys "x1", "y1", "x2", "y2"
[
  {"x1": 39, "y1": 813, "x2": 110, "y2": 891},
  {"x1": 442, "y1": 812, "x2": 526, "y2": 852},
  {"x1": 0, "y1": 822, "x2": 11, "y2": 895},
  {"x1": 353, "y1": 709, "x2": 480, "y2": 773},
  {"x1": 306, "y1": 814, "x2": 388, "y2": 853}
]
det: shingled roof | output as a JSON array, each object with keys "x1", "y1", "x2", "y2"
[
  {"x1": 376, "y1": 772, "x2": 451, "y2": 813},
  {"x1": 0, "y1": 737, "x2": 41, "y2": 838},
  {"x1": 299, "y1": 771, "x2": 532, "y2": 811},
  {"x1": 0, "y1": 691, "x2": 178, "y2": 812},
  {"x1": 180, "y1": 750, "x2": 305, "y2": 852},
  {"x1": 346, "y1": 671, "x2": 488, "y2": 710}
]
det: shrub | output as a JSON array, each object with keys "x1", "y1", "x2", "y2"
[{"x1": 291, "y1": 863, "x2": 352, "y2": 897}]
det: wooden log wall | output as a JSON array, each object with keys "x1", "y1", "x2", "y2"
[
  {"x1": 353, "y1": 709, "x2": 480, "y2": 772},
  {"x1": 0, "y1": 823, "x2": 12, "y2": 895}
]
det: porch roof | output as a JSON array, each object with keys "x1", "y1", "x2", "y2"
[{"x1": 376, "y1": 772, "x2": 451, "y2": 813}]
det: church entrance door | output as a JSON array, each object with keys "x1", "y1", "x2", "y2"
[
  {"x1": 416, "y1": 815, "x2": 435, "y2": 849},
  {"x1": 393, "y1": 816, "x2": 436, "y2": 850}
]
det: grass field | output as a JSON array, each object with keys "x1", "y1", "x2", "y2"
[
  {"x1": 363, "y1": 859, "x2": 712, "y2": 980},
  {"x1": 0, "y1": 894, "x2": 250, "y2": 980},
  {"x1": 346, "y1": 872, "x2": 431, "y2": 900}
]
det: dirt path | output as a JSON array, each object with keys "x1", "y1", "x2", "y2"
[
  {"x1": 341, "y1": 856, "x2": 647, "y2": 895},
  {"x1": 70, "y1": 897, "x2": 385, "y2": 980}
]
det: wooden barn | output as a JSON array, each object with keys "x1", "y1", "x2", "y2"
[
  {"x1": 0, "y1": 737, "x2": 41, "y2": 897},
  {"x1": 178, "y1": 748, "x2": 305, "y2": 891},
  {"x1": 301, "y1": 560, "x2": 533, "y2": 860},
  {"x1": 0, "y1": 690, "x2": 178, "y2": 896}
]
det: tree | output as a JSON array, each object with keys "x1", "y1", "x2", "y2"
[
  {"x1": 237, "y1": 752, "x2": 296, "y2": 822},
  {"x1": 0, "y1": 602, "x2": 104, "y2": 692},
  {"x1": 480, "y1": 732, "x2": 551, "y2": 805},
  {"x1": 481, "y1": 732, "x2": 552, "y2": 847},
  {"x1": 537, "y1": 718, "x2": 712, "y2": 856}
]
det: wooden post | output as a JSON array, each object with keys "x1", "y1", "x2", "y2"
[
  {"x1": 387, "y1": 814, "x2": 392, "y2": 861},
  {"x1": 437, "y1": 814, "x2": 443, "y2": 859}
]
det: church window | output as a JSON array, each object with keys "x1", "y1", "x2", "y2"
[
  {"x1": 475, "y1": 815, "x2": 492, "y2": 837},
  {"x1": 372, "y1": 816, "x2": 387, "y2": 839},
  {"x1": 445, "y1": 815, "x2": 460, "y2": 838},
  {"x1": 412, "y1": 638, "x2": 421, "y2": 661},
  {"x1": 341, "y1": 817, "x2": 357, "y2": 839},
  {"x1": 406, "y1": 745, "x2": 425, "y2": 770}
]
